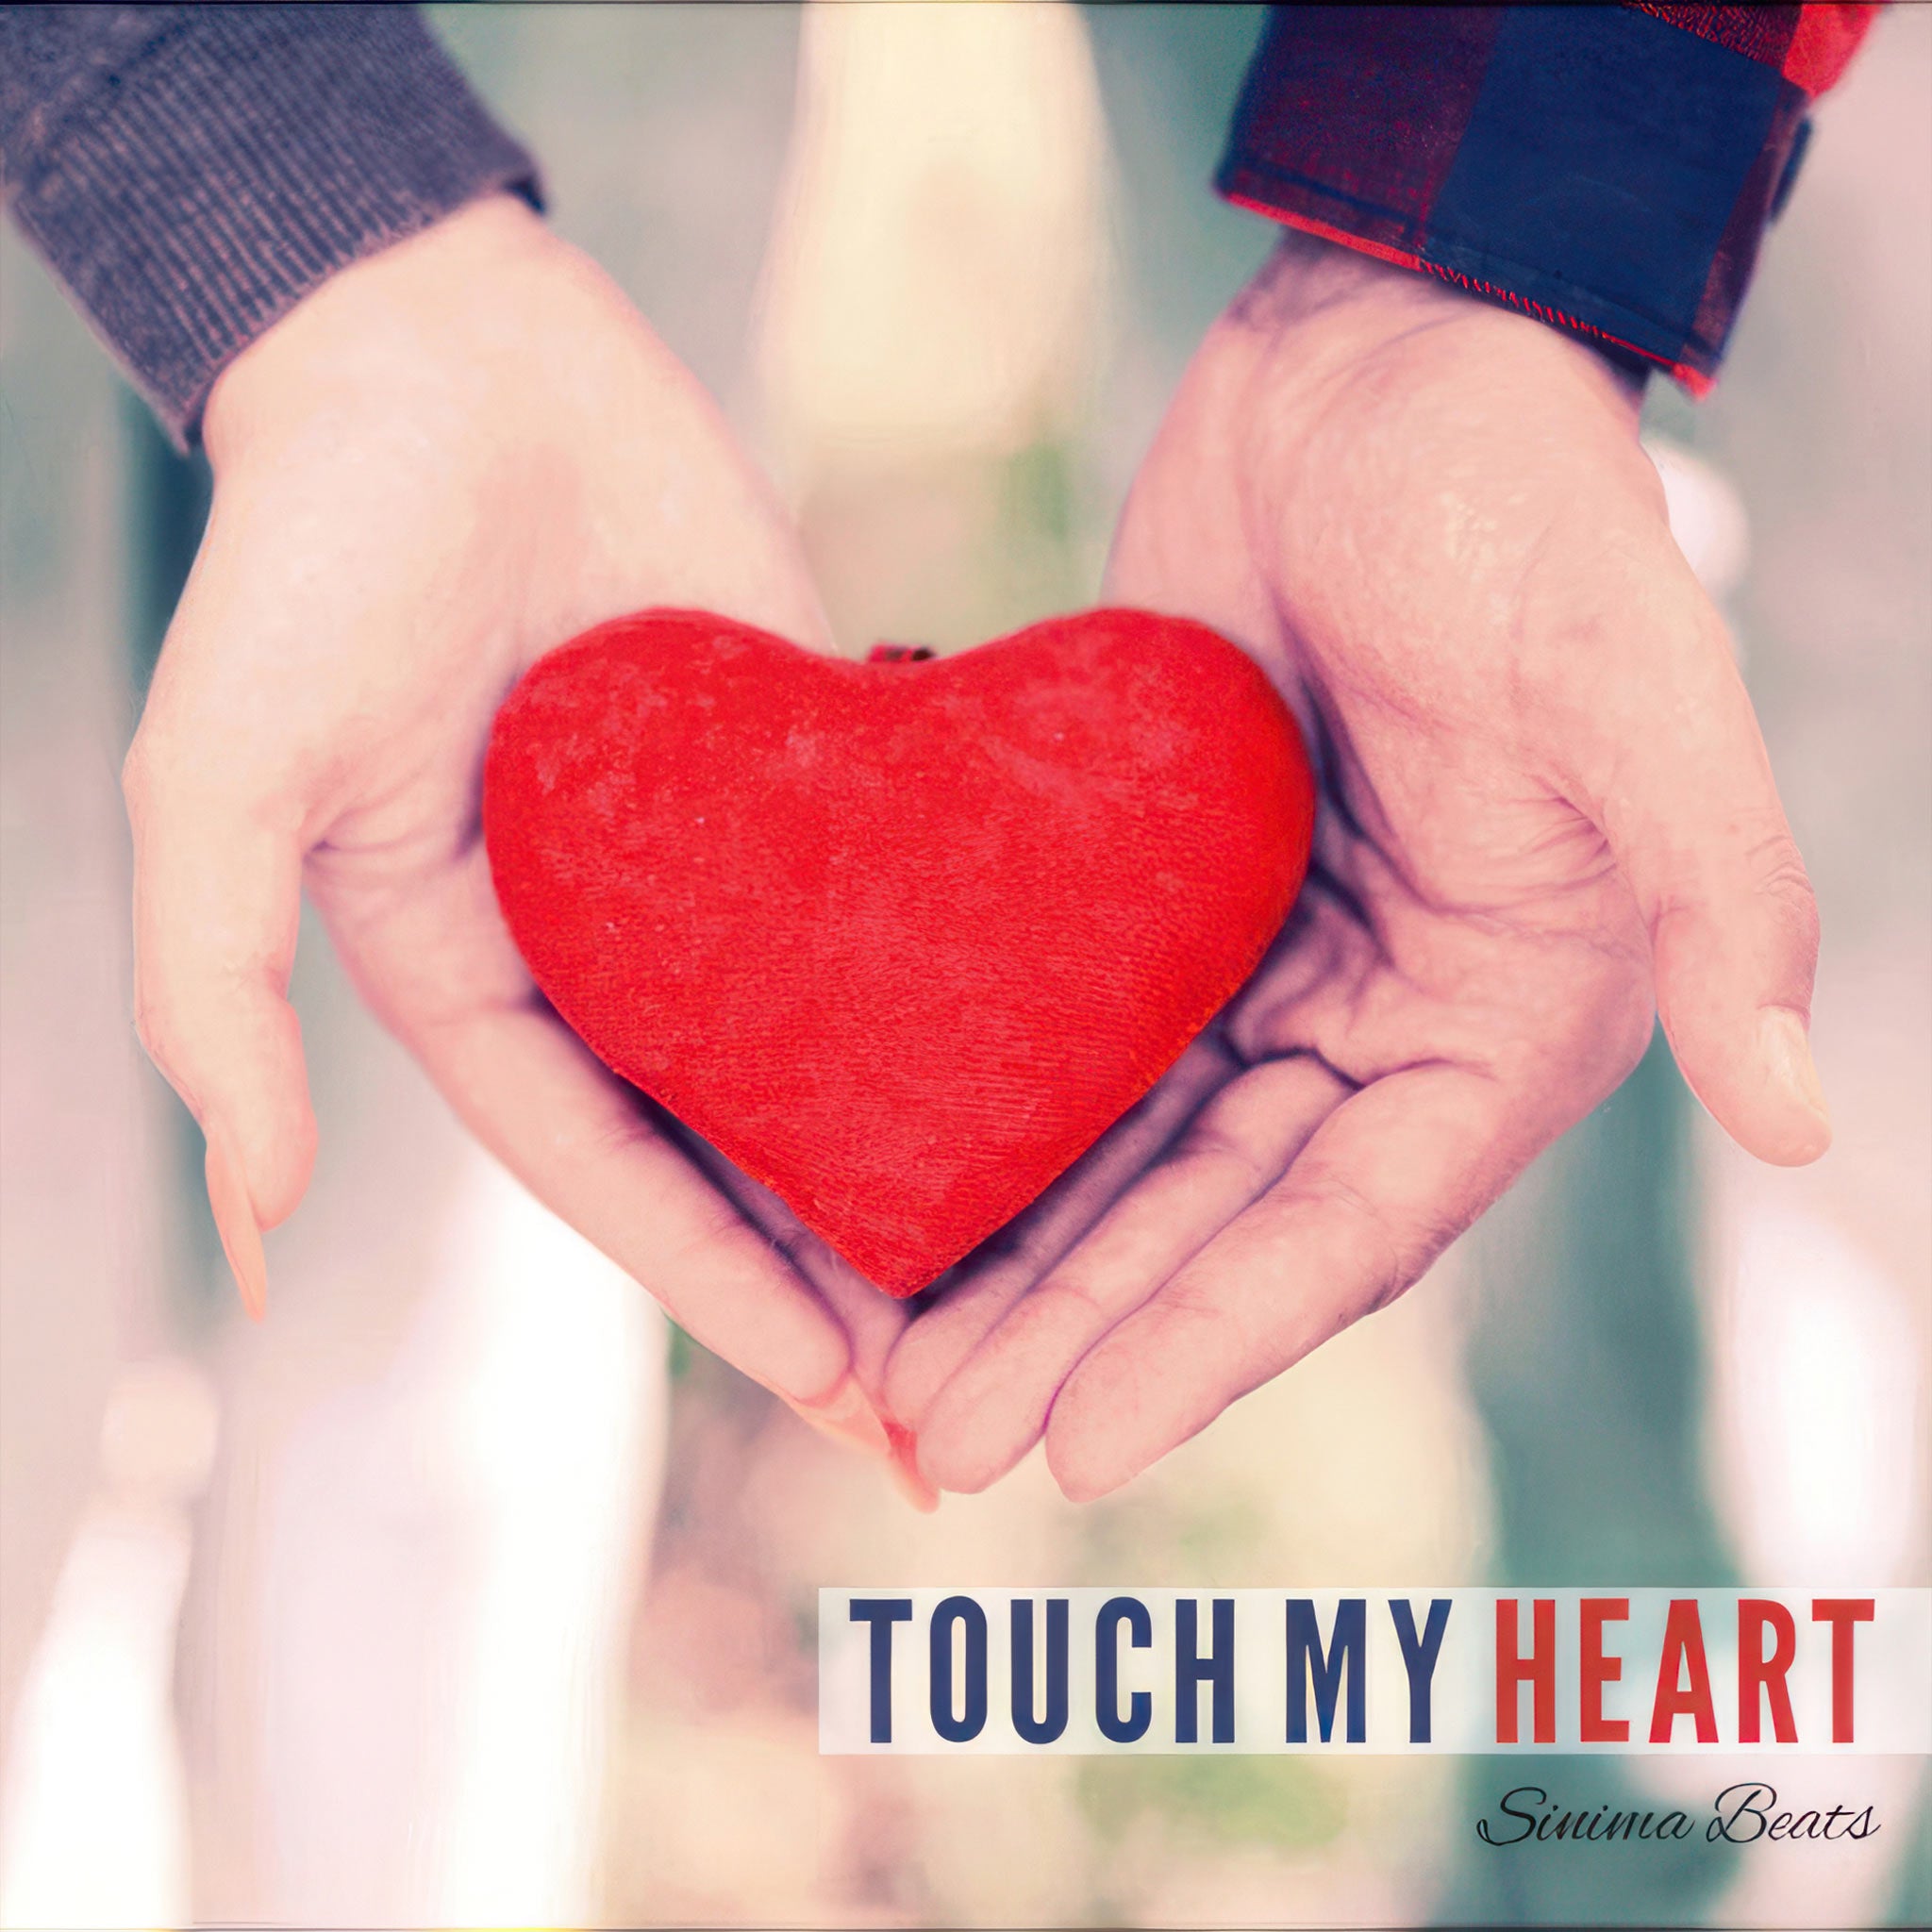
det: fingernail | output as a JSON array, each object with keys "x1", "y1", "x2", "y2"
[
  {"x1": 881, "y1": 1418, "x2": 941, "y2": 1514},
  {"x1": 781, "y1": 1375, "x2": 892, "y2": 1459},
  {"x1": 203, "y1": 1124, "x2": 267, "y2": 1321},
  {"x1": 1761, "y1": 1008, "x2": 1832, "y2": 1141}
]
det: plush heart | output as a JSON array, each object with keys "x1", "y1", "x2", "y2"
[{"x1": 483, "y1": 608, "x2": 1314, "y2": 1295}]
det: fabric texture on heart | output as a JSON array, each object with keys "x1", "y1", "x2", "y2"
[{"x1": 483, "y1": 608, "x2": 1315, "y2": 1295}]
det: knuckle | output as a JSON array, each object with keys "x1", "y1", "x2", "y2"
[
  {"x1": 763, "y1": 1216, "x2": 824, "y2": 1278},
  {"x1": 1051, "y1": 1341, "x2": 1139, "y2": 1438},
  {"x1": 1158, "y1": 1269, "x2": 1243, "y2": 1343},
  {"x1": 658, "y1": 1196, "x2": 761, "y2": 1290},
  {"x1": 1172, "y1": 1119, "x2": 1274, "y2": 1197},
  {"x1": 121, "y1": 720, "x2": 197, "y2": 829},
  {"x1": 1558, "y1": 976, "x2": 1657, "y2": 1094},
  {"x1": 1748, "y1": 828, "x2": 1821, "y2": 938},
  {"x1": 121, "y1": 702, "x2": 179, "y2": 776},
  {"x1": 1035, "y1": 1269, "x2": 1116, "y2": 1330},
  {"x1": 130, "y1": 986, "x2": 184, "y2": 1086},
  {"x1": 579, "y1": 1101, "x2": 658, "y2": 1168},
  {"x1": 119, "y1": 733, "x2": 156, "y2": 815},
  {"x1": 1605, "y1": 999, "x2": 1659, "y2": 1088},
  {"x1": 1273, "y1": 1169, "x2": 1411, "y2": 1313}
]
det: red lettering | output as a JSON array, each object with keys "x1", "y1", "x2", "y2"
[
  {"x1": 1649, "y1": 1599, "x2": 1718, "y2": 1743},
  {"x1": 1811, "y1": 1599, "x2": 1874, "y2": 1743},
  {"x1": 1496, "y1": 1597, "x2": 1557, "y2": 1743},
  {"x1": 1579, "y1": 1597, "x2": 1629, "y2": 1742},
  {"x1": 1738, "y1": 1599, "x2": 1798, "y2": 1744}
]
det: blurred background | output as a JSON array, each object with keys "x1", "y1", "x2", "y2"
[{"x1": 0, "y1": 5, "x2": 1925, "y2": 1925}]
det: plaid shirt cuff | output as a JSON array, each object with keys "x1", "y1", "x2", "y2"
[
  {"x1": 0, "y1": 5, "x2": 541, "y2": 447},
  {"x1": 1218, "y1": 3, "x2": 1877, "y2": 394}
]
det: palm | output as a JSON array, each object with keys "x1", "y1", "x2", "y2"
[
  {"x1": 1191, "y1": 277, "x2": 1662, "y2": 1171},
  {"x1": 312, "y1": 417, "x2": 906, "y2": 1392},
  {"x1": 128, "y1": 198, "x2": 906, "y2": 1426},
  {"x1": 889, "y1": 236, "x2": 1824, "y2": 1500}
]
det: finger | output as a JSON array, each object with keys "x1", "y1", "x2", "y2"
[
  {"x1": 914, "y1": 1054, "x2": 1350, "y2": 1494},
  {"x1": 663, "y1": 1099, "x2": 938, "y2": 1511},
  {"x1": 882, "y1": 1034, "x2": 1241, "y2": 1426},
  {"x1": 666, "y1": 1119, "x2": 909, "y2": 1383},
  {"x1": 124, "y1": 741, "x2": 318, "y2": 1319},
  {"x1": 616, "y1": 405, "x2": 840, "y2": 660},
  {"x1": 453, "y1": 1003, "x2": 940, "y2": 1505},
  {"x1": 421, "y1": 1001, "x2": 855, "y2": 1407},
  {"x1": 1566, "y1": 555, "x2": 1826, "y2": 1165},
  {"x1": 333, "y1": 846, "x2": 854, "y2": 1410},
  {"x1": 668, "y1": 1124, "x2": 935, "y2": 1502},
  {"x1": 1042, "y1": 1065, "x2": 1524, "y2": 1502},
  {"x1": 670, "y1": 1131, "x2": 933, "y2": 1505}
]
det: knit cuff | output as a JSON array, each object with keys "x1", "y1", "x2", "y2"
[{"x1": 1, "y1": 5, "x2": 541, "y2": 446}]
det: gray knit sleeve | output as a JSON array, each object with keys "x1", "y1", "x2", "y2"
[{"x1": 0, "y1": 5, "x2": 541, "y2": 447}]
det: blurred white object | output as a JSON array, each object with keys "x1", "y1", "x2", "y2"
[
  {"x1": 253, "y1": 1149, "x2": 664, "y2": 1924},
  {"x1": 0, "y1": 1355, "x2": 216, "y2": 1929},
  {"x1": 1644, "y1": 435, "x2": 1752, "y2": 605},
  {"x1": 431, "y1": 1157, "x2": 665, "y2": 1921},
  {"x1": 758, "y1": 0, "x2": 1108, "y2": 475},
  {"x1": 1657, "y1": 1187, "x2": 1925, "y2": 1931},
  {"x1": 1712, "y1": 1199, "x2": 1924, "y2": 1585},
  {"x1": 1, "y1": 1138, "x2": 666, "y2": 1927},
  {"x1": 0, "y1": 1505, "x2": 192, "y2": 1929}
]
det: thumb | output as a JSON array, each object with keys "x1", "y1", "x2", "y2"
[
  {"x1": 1575, "y1": 575, "x2": 1827, "y2": 1166},
  {"x1": 123, "y1": 732, "x2": 318, "y2": 1316}
]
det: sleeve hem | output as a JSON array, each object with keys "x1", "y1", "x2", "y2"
[
  {"x1": 1217, "y1": 174, "x2": 1712, "y2": 397},
  {"x1": 3, "y1": 6, "x2": 542, "y2": 449}
]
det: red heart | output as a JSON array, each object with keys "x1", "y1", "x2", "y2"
[{"x1": 483, "y1": 608, "x2": 1314, "y2": 1295}]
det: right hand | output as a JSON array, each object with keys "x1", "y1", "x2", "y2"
[
  {"x1": 888, "y1": 233, "x2": 1826, "y2": 1501},
  {"x1": 124, "y1": 195, "x2": 914, "y2": 1469}
]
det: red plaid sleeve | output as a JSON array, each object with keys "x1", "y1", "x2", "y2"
[{"x1": 1218, "y1": 4, "x2": 1879, "y2": 393}]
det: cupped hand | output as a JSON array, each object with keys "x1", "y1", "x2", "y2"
[
  {"x1": 889, "y1": 231, "x2": 1828, "y2": 1501},
  {"x1": 124, "y1": 195, "x2": 911, "y2": 1455}
]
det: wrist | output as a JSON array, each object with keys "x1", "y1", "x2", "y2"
[
  {"x1": 3, "y1": 7, "x2": 540, "y2": 448},
  {"x1": 1241, "y1": 229, "x2": 1460, "y2": 326},
  {"x1": 1236, "y1": 229, "x2": 1646, "y2": 420},
  {"x1": 203, "y1": 194, "x2": 554, "y2": 470}
]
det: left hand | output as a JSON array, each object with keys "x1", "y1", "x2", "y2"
[
  {"x1": 120, "y1": 197, "x2": 913, "y2": 1467},
  {"x1": 886, "y1": 232, "x2": 1828, "y2": 1501}
]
